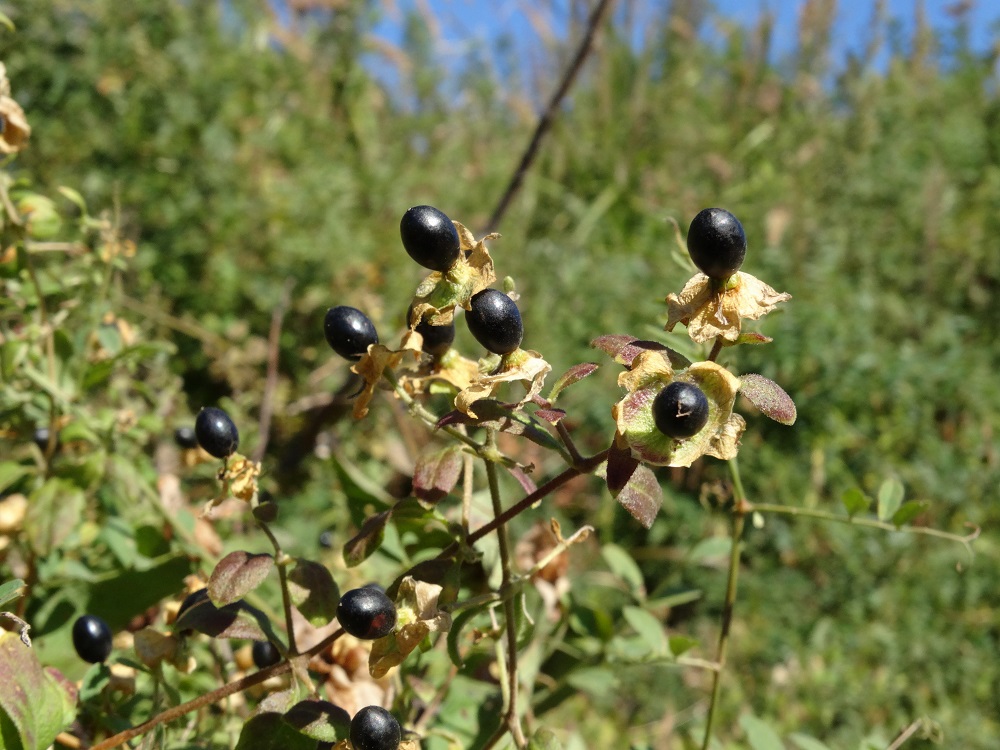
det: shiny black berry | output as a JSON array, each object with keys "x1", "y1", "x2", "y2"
[
  {"x1": 33, "y1": 426, "x2": 57, "y2": 452},
  {"x1": 174, "y1": 426, "x2": 198, "y2": 449},
  {"x1": 652, "y1": 381, "x2": 710, "y2": 439},
  {"x1": 72, "y1": 614, "x2": 113, "y2": 664},
  {"x1": 324, "y1": 306, "x2": 379, "y2": 360},
  {"x1": 195, "y1": 407, "x2": 240, "y2": 458},
  {"x1": 407, "y1": 305, "x2": 455, "y2": 357},
  {"x1": 318, "y1": 530, "x2": 334, "y2": 549},
  {"x1": 337, "y1": 586, "x2": 397, "y2": 640},
  {"x1": 350, "y1": 706, "x2": 401, "y2": 750},
  {"x1": 400, "y1": 205, "x2": 461, "y2": 272},
  {"x1": 686, "y1": 208, "x2": 747, "y2": 280},
  {"x1": 252, "y1": 640, "x2": 281, "y2": 669},
  {"x1": 466, "y1": 289, "x2": 523, "y2": 355}
]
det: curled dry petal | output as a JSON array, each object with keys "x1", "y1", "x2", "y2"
[
  {"x1": 612, "y1": 360, "x2": 743, "y2": 467},
  {"x1": 369, "y1": 577, "x2": 451, "y2": 679},
  {"x1": 0, "y1": 64, "x2": 30, "y2": 154},
  {"x1": 455, "y1": 348, "x2": 551, "y2": 418},
  {"x1": 665, "y1": 272, "x2": 791, "y2": 343},
  {"x1": 410, "y1": 222, "x2": 498, "y2": 326},
  {"x1": 350, "y1": 342, "x2": 422, "y2": 419}
]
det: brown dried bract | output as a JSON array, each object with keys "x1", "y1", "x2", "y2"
[{"x1": 665, "y1": 271, "x2": 791, "y2": 343}]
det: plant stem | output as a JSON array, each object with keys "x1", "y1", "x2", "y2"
[
  {"x1": 90, "y1": 629, "x2": 345, "y2": 750},
  {"x1": 701, "y1": 459, "x2": 748, "y2": 750},
  {"x1": 484, "y1": 430, "x2": 527, "y2": 748},
  {"x1": 255, "y1": 516, "x2": 297, "y2": 655},
  {"x1": 749, "y1": 503, "x2": 979, "y2": 560}
]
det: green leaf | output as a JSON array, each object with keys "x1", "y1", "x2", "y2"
[
  {"x1": 0, "y1": 580, "x2": 25, "y2": 609},
  {"x1": 891, "y1": 500, "x2": 928, "y2": 528},
  {"x1": 788, "y1": 733, "x2": 832, "y2": 750},
  {"x1": 208, "y1": 551, "x2": 275, "y2": 607},
  {"x1": 0, "y1": 463, "x2": 29, "y2": 495},
  {"x1": 876, "y1": 477, "x2": 905, "y2": 522},
  {"x1": 607, "y1": 463, "x2": 662, "y2": 530},
  {"x1": 25, "y1": 478, "x2": 86, "y2": 557},
  {"x1": 173, "y1": 589, "x2": 276, "y2": 641},
  {"x1": 528, "y1": 727, "x2": 565, "y2": 750},
  {"x1": 234, "y1": 712, "x2": 317, "y2": 750},
  {"x1": 547, "y1": 362, "x2": 599, "y2": 404},
  {"x1": 667, "y1": 634, "x2": 698, "y2": 657},
  {"x1": 622, "y1": 606, "x2": 666, "y2": 655},
  {"x1": 287, "y1": 559, "x2": 339, "y2": 626},
  {"x1": 0, "y1": 632, "x2": 78, "y2": 750},
  {"x1": 841, "y1": 488, "x2": 871, "y2": 518},
  {"x1": 601, "y1": 544, "x2": 645, "y2": 596},
  {"x1": 282, "y1": 700, "x2": 350, "y2": 743},
  {"x1": 740, "y1": 713, "x2": 785, "y2": 750}
]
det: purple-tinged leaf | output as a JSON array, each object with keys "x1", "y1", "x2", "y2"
[
  {"x1": 506, "y1": 465, "x2": 537, "y2": 495},
  {"x1": 283, "y1": 700, "x2": 351, "y2": 743},
  {"x1": 208, "y1": 551, "x2": 275, "y2": 607},
  {"x1": 591, "y1": 334, "x2": 691, "y2": 369},
  {"x1": 739, "y1": 373, "x2": 797, "y2": 425},
  {"x1": 606, "y1": 441, "x2": 639, "y2": 494},
  {"x1": 548, "y1": 362, "x2": 599, "y2": 404},
  {"x1": 534, "y1": 408, "x2": 566, "y2": 425},
  {"x1": 413, "y1": 446, "x2": 464, "y2": 505},
  {"x1": 287, "y1": 559, "x2": 339, "y2": 626},
  {"x1": 344, "y1": 510, "x2": 391, "y2": 568},
  {"x1": 724, "y1": 332, "x2": 773, "y2": 347},
  {"x1": 0, "y1": 632, "x2": 77, "y2": 750},
  {"x1": 173, "y1": 589, "x2": 273, "y2": 641},
  {"x1": 613, "y1": 464, "x2": 662, "y2": 529}
]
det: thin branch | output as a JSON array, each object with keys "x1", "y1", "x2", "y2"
[
  {"x1": 89, "y1": 628, "x2": 345, "y2": 750},
  {"x1": 483, "y1": 0, "x2": 616, "y2": 233},
  {"x1": 254, "y1": 279, "x2": 293, "y2": 462}
]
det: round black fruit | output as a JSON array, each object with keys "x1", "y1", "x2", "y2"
[
  {"x1": 194, "y1": 407, "x2": 240, "y2": 458},
  {"x1": 652, "y1": 381, "x2": 710, "y2": 439},
  {"x1": 350, "y1": 705, "x2": 401, "y2": 750},
  {"x1": 72, "y1": 614, "x2": 113, "y2": 664},
  {"x1": 33, "y1": 426, "x2": 57, "y2": 452},
  {"x1": 174, "y1": 426, "x2": 198, "y2": 449},
  {"x1": 466, "y1": 289, "x2": 523, "y2": 355},
  {"x1": 252, "y1": 640, "x2": 281, "y2": 669},
  {"x1": 407, "y1": 305, "x2": 455, "y2": 357},
  {"x1": 399, "y1": 205, "x2": 461, "y2": 272},
  {"x1": 686, "y1": 207, "x2": 747, "y2": 280},
  {"x1": 324, "y1": 306, "x2": 379, "y2": 360},
  {"x1": 337, "y1": 586, "x2": 397, "y2": 640}
]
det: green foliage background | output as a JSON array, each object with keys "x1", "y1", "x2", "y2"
[{"x1": 2, "y1": 0, "x2": 998, "y2": 747}]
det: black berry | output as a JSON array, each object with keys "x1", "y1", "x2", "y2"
[
  {"x1": 251, "y1": 640, "x2": 281, "y2": 669},
  {"x1": 72, "y1": 614, "x2": 113, "y2": 664},
  {"x1": 350, "y1": 706, "x2": 401, "y2": 750},
  {"x1": 194, "y1": 407, "x2": 240, "y2": 458},
  {"x1": 407, "y1": 305, "x2": 455, "y2": 357},
  {"x1": 33, "y1": 426, "x2": 57, "y2": 452},
  {"x1": 324, "y1": 306, "x2": 379, "y2": 360},
  {"x1": 337, "y1": 586, "x2": 397, "y2": 640},
  {"x1": 466, "y1": 289, "x2": 523, "y2": 355},
  {"x1": 652, "y1": 381, "x2": 710, "y2": 439},
  {"x1": 400, "y1": 205, "x2": 461, "y2": 272},
  {"x1": 318, "y1": 530, "x2": 334, "y2": 549},
  {"x1": 686, "y1": 208, "x2": 747, "y2": 280},
  {"x1": 174, "y1": 426, "x2": 198, "y2": 449}
]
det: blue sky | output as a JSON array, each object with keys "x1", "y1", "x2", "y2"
[{"x1": 368, "y1": 0, "x2": 1000, "y2": 73}]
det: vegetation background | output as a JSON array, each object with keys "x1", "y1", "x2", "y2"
[{"x1": 1, "y1": 0, "x2": 998, "y2": 748}]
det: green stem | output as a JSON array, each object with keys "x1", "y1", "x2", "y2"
[
  {"x1": 484, "y1": 431, "x2": 527, "y2": 748},
  {"x1": 255, "y1": 513, "x2": 297, "y2": 655},
  {"x1": 701, "y1": 459, "x2": 748, "y2": 750},
  {"x1": 749, "y1": 503, "x2": 979, "y2": 559}
]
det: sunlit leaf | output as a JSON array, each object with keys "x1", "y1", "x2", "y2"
[
  {"x1": 740, "y1": 713, "x2": 785, "y2": 750},
  {"x1": 413, "y1": 446, "x2": 464, "y2": 505},
  {"x1": 0, "y1": 632, "x2": 77, "y2": 750},
  {"x1": 234, "y1": 712, "x2": 317, "y2": 750},
  {"x1": 877, "y1": 477, "x2": 905, "y2": 522},
  {"x1": 739, "y1": 373, "x2": 796, "y2": 425},
  {"x1": 287, "y1": 559, "x2": 339, "y2": 626},
  {"x1": 208, "y1": 551, "x2": 275, "y2": 607},
  {"x1": 282, "y1": 700, "x2": 350, "y2": 743},
  {"x1": 891, "y1": 500, "x2": 929, "y2": 528},
  {"x1": 841, "y1": 488, "x2": 870, "y2": 518},
  {"x1": 344, "y1": 510, "x2": 390, "y2": 567},
  {"x1": 548, "y1": 362, "x2": 598, "y2": 404}
]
